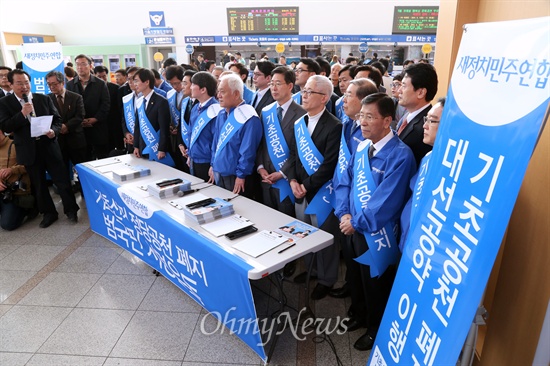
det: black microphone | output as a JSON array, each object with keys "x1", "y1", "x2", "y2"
[{"x1": 21, "y1": 93, "x2": 35, "y2": 117}]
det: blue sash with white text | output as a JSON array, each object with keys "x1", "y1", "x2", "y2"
[
  {"x1": 335, "y1": 121, "x2": 352, "y2": 184},
  {"x1": 179, "y1": 97, "x2": 191, "y2": 147},
  {"x1": 335, "y1": 95, "x2": 345, "y2": 120},
  {"x1": 261, "y1": 103, "x2": 294, "y2": 203},
  {"x1": 214, "y1": 104, "x2": 255, "y2": 160},
  {"x1": 294, "y1": 116, "x2": 334, "y2": 227},
  {"x1": 410, "y1": 151, "x2": 431, "y2": 227},
  {"x1": 292, "y1": 92, "x2": 301, "y2": 104},
  {"x1": 167, "y1": 89, "x2": 180, "y2": 128},
  {"x1": 137, "y1": 98, "x2": 175, "y2": 167},
  {"x1": 122, "y1": 93, "x2": 136, "y2": 133},
  {"x1": 189, "y1": 103, "x2": 221, "y2": 150},
  {"x1": 353, "y1": 142, "x2": 399, "y2": 277}
]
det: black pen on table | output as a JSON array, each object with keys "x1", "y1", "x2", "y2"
[{"x1": 278, "y1": 243, "x2": 296, "y2": 254}]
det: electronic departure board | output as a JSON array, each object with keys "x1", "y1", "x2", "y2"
[
  {"x1": 392, "y1": 6, "x2": 439, "y2": 35},
  {"x1": 227, "y1": 7, "x2": 299, "y2": 35}
]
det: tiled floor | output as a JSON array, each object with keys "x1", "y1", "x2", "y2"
[{"x1": 0, "y1": 192, "x2": 372, "y2": 365}]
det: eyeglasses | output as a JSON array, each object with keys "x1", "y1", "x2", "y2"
[
  {"x1": 47, "y1": 82, "x2": 61, "y2": 87},
  {"x1": 0, "y1": 74, "x2": 8, "y2": 79},
  {"x1": 356, "y1": 113, "x2": 384, "y2": 122},
  {"x1": 268, "y1": 81, "x2": 287, "y2": 88},
  {"x1": 423, "y1": 116, "x2": 440, "y2": 125},
  {"x1": 294, "y1": 68, "x2": 309, "y2": 75},
  {"x1": 300, "y1": 89, "x2": 325, "y2": 97},
  {"x1": 343, "y1": 92, "x2": 354, "y2": 99},
  {"x1": 75, "y1": 62, "x2": 90, "y2": 67},
  {"x1": 253, "y1": 72, "x2": 264, "y2": 78},
  {"x1": 391, "y1": 82, "x2": 402, "y2": 88}
]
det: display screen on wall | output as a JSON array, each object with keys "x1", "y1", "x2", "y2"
[
  {"x1": 392, "y1": 6, "x2": 439, "y2": 34},
  {"x1": 227, "y1": 7, "x2": 299, "y2": 35}
]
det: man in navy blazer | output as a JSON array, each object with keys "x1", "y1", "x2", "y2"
[
  {"x1": 0, "y1": 69, "x2": 79, "y2": 228},
  {"x1": 131, "y1": 69, "x2": 170, "y2": 161},
  {"x1": 396, "y1": 62, "x2": 438, "y2": 167}
]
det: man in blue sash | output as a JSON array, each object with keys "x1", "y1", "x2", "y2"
[
  {"x1": 165, "y1": 66, "x2": 196, "y2": 172},
  {"x1": 281, "y1": 75, "x2": 342, "y2": 300},
  {"x1": 210, "y1": 74, "x2": 262, "y2": 196},
  {"x1": 329, "y1": 78, "x2": 378, "y2": 302},
  {"x1": 292, "y1": 58, "x2": 321, "y2": 105},
  {"x1": 257, "y1": 66, "x2": 306, "y2": 216},
  {"x1": 399, "y1": 97, "x2": 446, "y2": 251},
  {"x1": 120, "y1": 66, "x2": 140, "y2": 153},
  {"x1": 187, "y1": 72, "x2": 220, "y2": 182},
  {"x1": 335, "y1": 93, "x2": 416, "y2": 351},
  {"x1": 132, "y1": 69, "x2": 172, "y2": 166}
]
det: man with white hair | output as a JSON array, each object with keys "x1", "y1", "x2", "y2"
[
  {"x1": 281, "y1": 75, "x2": 342, "y2": 300},
  {"x1": 209, "y1": 74, "x2": 262, "y2": 196}
]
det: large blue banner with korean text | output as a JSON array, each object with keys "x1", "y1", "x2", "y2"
[
  {"x1": 369, "y1": 17, "x2": 549, "y2": 365},
  {"x1": 21, "y1": 42, "x2": 64, "y2": 95},
  {"x1": 76, "y1": 164, "x2": 267, "y2": 361}
]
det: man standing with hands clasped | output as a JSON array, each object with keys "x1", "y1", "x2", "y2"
[{"x1": 0, "y1": 69, "x2": 79, "y2": 228}]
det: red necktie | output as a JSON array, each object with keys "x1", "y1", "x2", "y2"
[{"x1": 397, "y1": 116, "x2": 408, "y2": 136}]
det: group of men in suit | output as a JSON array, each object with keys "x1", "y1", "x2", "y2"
[{"x1": 0, "y1": 55, "x2": 441, "y2": 351}]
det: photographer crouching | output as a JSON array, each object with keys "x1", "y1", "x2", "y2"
[{"x1": 0, "y1": 130, "x2": 36, "y2": 231}]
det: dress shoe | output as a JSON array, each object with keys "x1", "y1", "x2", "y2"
[
  {"x1": 283, "y1": 260, "x2": 297, "y2": 277},
  {"x1": 354, "y1": 332, "x2": 375, "y2": 351},
  {"x1": 329, "y1": 285, "x2": 351, "y2": 298},
  {"x1": 339, "y1": 317, "x2": 366, "y2": 332},
  {"x1": 293, "y1": 271, "x2": 317, "y2": 284},
  {"x1": 67, "y1": 211, "x2": 78, "y2": 223},
  {"x1": 310, "y1": 283, "x2": 332, "y2": 300},
  {"x1": 39, "y1": 213, "x2": 58, "y2": 228}
]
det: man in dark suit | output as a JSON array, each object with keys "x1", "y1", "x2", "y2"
[
  {"x1": 46, "y1": 71, "x2": 87, "y2": 184},
  {"x1": 0, "y1": 69, "x2": 79, "y2": 227},
  {"x1": 396, "y1": 62, "x2": 438, "y2": 167},
  {"x1": 66, "y1": 54, "x2": 110, "y2": 160},
  {"x1": 257, "y1": 66, "x2": 305, "y2": 217},
  {"x1": 119, "y1": 66, "x2": 140, "y2": 153},
  {"x1": 281, "y1": 75, "x2": 342, "y2": 300},
  {"x1": 251, "y1": 60, "x2": 276, "y2": 115},
  {"x1": 0, "y1": 66, "x2": 13, "y2": 98},
  {"x1": 131, "y1": 69, "x2": 171, "y2": 164},
  {"x1": 94, "y1": 65, "x2": 124, "y2": 151}
]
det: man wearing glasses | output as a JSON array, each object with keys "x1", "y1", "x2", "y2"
[
  {"x1": 281, "y1": 75, "x2": 342, "y2": 300},
  {"x1": 45, "y1": 71, "x2": 87, "y2": 192},
  {"x1": 0, "y1": 69, "x2": 80, "y2": 228},
  {"x1": 292, "y1": 58, "x2": 321, "y2": 104},
  {"x1": 335, "y1": 93, "x2": 416, "y2": 351},
  {"x1": 251, "y1": 60, "x2": 276, "y2": 115}
]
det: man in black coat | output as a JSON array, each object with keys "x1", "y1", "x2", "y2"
[
  {"x1": 0, "y1": 69, "x2": 79, "y2": 227},
  {"x1": 94, "y1": 65, "x2": 124, "y2": 151},
  {"x1": 396, "y1": 62, "x2": 438, "y2": 167},
  {"x1": 66, "y1": 54, "x2": 110, "y2": 160}
]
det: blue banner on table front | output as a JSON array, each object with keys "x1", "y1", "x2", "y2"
[
  {"x1": 76, "y1": 164, "x2": 267, "y2": 361},
  {"x1": 369, "y1": 17, "x2": 549, "y2": 365},
  {"x1": 21, "y1": 42, "x2": 64, "y2": 95}
]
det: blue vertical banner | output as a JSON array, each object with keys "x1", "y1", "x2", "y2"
[
  {"x1": 369, "y1": 17, "x2": 549, "y2": 365},
  {"x1": 75, "y1": 164, "x2": 267, "y2": 361},
  {"x1": 21, "y1": 42, "x2": 64, "y2": 95}
]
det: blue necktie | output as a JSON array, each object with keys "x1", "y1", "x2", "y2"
[{"x1": 277, "y1": 106, "x2": 283, "y2": 122}]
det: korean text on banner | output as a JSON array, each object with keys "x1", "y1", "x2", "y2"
[
  {"x1": 369, "y1": 17, "x2": 549, "y2": 366},
  {"x1": 21, "y1": 42, "x2": 64, "y2": 95}
]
